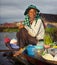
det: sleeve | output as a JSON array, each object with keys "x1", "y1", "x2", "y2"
[
  {"x1": 25, "y1": 25, "x2": 35, "y2": 37},
  {"x1": 24, "y1": 19, "x2": 42, "y2": 37}
]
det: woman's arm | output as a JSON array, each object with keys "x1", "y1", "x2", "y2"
[{"x1": 24, "y1": 19, "x2": 43, "y2": 37}]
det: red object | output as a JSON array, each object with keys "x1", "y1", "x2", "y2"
[{"x1": 4, "y1": 37, "x2": 10, "y2": 44}]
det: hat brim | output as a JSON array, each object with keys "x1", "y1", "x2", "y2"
[{"x1": 24, "y1": 7, "x2": 40, "y2": 15}]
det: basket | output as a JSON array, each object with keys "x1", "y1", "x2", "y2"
[{"x1": 42, "y1": 56, "x2": 57, "y2": 65}]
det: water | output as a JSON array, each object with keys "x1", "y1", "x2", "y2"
[
  {"x1": 0, "y1": 32, "x2": 17, "y2": 49},
  {"x1": 0, "y1": 32, "x2": 17, "y2": 65}
]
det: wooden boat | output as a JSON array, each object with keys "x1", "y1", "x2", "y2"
[
  {"x1": 13, "y1": 52, "x2": 57, "y2": 65},
  {"x1": 0, "y1": 48, "x2": 57, "y2": 65},
  {"x1": 12, "y1": 45, "x2": 57, "y2": 65}
]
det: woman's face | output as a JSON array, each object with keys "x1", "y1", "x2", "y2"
[{"x1": 28, "y1": 9, "x2": 36, "y2": 20}]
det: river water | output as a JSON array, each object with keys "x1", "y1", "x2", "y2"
[
  {"x1": 0, "y1": 32, "x2": 17, "y2": 49},
  {"x1": 0, "y1": 32, "x2": 17, "y2": 65}
]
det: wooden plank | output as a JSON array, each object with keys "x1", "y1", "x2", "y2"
[{"x1": 0, "y1": 49, "x2": 17, "y2": 52}]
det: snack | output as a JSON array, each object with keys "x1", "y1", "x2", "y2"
[{"x1": 42, "y1": 53, "x2": 53, "y2": 60}]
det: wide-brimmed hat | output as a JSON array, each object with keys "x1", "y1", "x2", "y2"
[{"x1": 24, "y1": 5, "x2": 40, "y2": 15}]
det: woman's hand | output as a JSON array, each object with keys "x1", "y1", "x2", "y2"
[{"x1": 18, "y1": 23, "x2": 24, "y2": 29}]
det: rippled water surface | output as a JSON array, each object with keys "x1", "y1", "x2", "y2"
[{"x1": 0, "y1": 32, "x2": 17, "y2": 65}]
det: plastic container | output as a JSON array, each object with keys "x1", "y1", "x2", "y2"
[
  {"x1": 27, "y1": 45, "x2": 35, "y2": 56},
  {"x1": 35, "y1": 42, "x2": 44, "y2": 56}
]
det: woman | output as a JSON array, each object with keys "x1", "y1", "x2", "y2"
[{"x1": 14, "y1": 5, "x2": 45, "y2": 56}]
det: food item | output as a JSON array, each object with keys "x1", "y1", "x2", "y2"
[
  {"x1": 44, "y1": 34, "x2": 53, "y2": 45},
  {"x1": 42, "y1": 53, "x2": 53, "y2": 60},
  {"x1": 48, "y1": 48, "x2": 57, "y2": 56},
  {"x1": 53, "y1": 46, "x2": 57, "y2": 48},
  {"x1": 53, "y1": 54, "x2": 57, "y2": 61}
]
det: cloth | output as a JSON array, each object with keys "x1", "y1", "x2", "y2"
[
  {"x1": 4, "y1": 37, "x2": 10, "y2": 43},
  {"x1": 25, "y1": 18, "x2": 45, "y2": 40},
  {"x1": 10, "y1": 38, "x2": 19, "y2": 49},
  {"x1": 5, "y1": 42, "x2": 19, "y2": 50},
  {"x1": 10, "y1": 38, "x2": 17, "y2": 44},
  {"x1": 23, "y1": 14, "x2": 40, "y2": 28},
  {"x1": 16, "y1": 28, "x2": 38, "y2": 48},
  {"x1": 10, "y1": 44, "x2": 19, "y2": 49}
]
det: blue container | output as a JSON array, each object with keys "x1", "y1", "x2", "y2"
[
  {"x1": 27, "y1": 45, "x2": 35, "y2": 56},
  {"x1": 35, "y1": 45, "x2": 44, "y2": 49}
]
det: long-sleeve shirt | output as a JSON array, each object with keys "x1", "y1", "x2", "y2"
[{"x1": 24, "y1": 19, "x2": 45, "y2": 40}]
